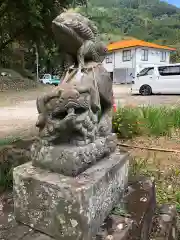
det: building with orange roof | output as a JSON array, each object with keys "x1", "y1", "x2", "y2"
[{"x1": 103, "y1": 39, "x2": 176, "y2": 84}]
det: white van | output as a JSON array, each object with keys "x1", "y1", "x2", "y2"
[{"x1": 131, "y1": 63, "x2": 180, "y2": 95}]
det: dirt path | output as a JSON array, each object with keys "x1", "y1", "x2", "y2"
[
  {"x1": 0, "y1": 86, "x2": 54, "y2": 139},
  {"x1": 1, "y1": 84, "x2": 180, "y2": 139},
  {"x1": 0, "y1": 85, "x2": 54, "y2": 107},
  {"x1": 0, "y1": 100, "x2": 37, "y2": 139}
]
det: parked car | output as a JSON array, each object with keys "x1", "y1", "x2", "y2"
[
  {"x1": 131, "y1": 63, "x2": 180, "y2": 95},
  {"x1": 39, "y1": 74, "x2": 60, "y2": 86}
]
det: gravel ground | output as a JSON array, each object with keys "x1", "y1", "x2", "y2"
[
  {"x1": 113, "y1": 85, "x2": 180, "y2": 107},
  {"x1": 1, "y1": 85, "x2": 180, "y2": 138}
]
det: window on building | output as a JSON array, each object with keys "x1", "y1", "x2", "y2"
[
  {"x1": 122, "y1": 50, "x2": 131, "y2": 62},
  {"x1": 160, "y1": 52, "x2": 167, "y2": 62},
  {"x1": 138, "y1": 67, "x2": 154, "y2": 77},
  {"x1": 141, "y1": 49, "x2": 148, "y2": 61},
  {"x1": 158, "y1": 65, "x2": 180, "y2": 76},
  {"x1": 106, "y1": 54, "x2": 113, "y2": 63}
]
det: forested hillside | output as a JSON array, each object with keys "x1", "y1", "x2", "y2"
[
  {"x1": 79, "y1": 0, "x2": 180, "y2": 61},
  {"x1": 1, "y1": 0, "x2": 180, "y2": 77}
]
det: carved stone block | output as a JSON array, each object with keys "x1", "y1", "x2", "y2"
[
  {"x1": 96, "y1": 215, "x2": 136, "y2": 240},
  {"x1": 31, "y1": 134, "x2": 117, "y2": 176},
  {"x1": 151, "y1": 204, "x2": 178, "y2": 240},
  {"x1": 14, "y1": 152, "x2": 129, "y2": 240},
  {"x1": 123, "y1": 176, "x2": 156, "y2": 240}
]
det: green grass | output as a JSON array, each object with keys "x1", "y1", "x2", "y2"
[
  {"x1": 0, "y1": 162, "x2": 13, "y2": 191},
  {"x1": 113, "y1": 106, "x2": 180, "y2": 138},
  {"x1": 0, "y1": 136, "x2": 23, "y2": 191},
  {"x1": 0, "y1": 137, "x2": 21, "y2": 146},
  {"x1": 113, "y1": 105, "x2": 180, "y2": 211}
]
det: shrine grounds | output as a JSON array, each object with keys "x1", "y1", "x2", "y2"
[{"x1": 1, "y1": 84, "x2": 180, "y2": 213}]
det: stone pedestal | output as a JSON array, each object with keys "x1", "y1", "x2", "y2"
[{"x1": 14, "y1": 152, "x2": 129, "y2": 240}]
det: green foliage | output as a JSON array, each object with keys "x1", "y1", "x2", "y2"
[
  {"x1": 0, "y1": 0, "x2": 86, "y2": 73},
  {"x1": 0, "y1": 137, "x2": 20, "y2": 190},
  {"x1": 0, "y1": 161, "x2": 13, "y2": 191},
  {"x1": 113, "y1": 107, "x2": 141, "y2": 138},
  {"x1": 0, "y1": 137, "x2": 21, "y2": 146},
  {"x1": 79, "y1": 0, "x2": 180, "y2": 55},
  {"x1": 2, "y1": 0, "x2": 180, "y2": 74},
  {"x1": 113, "y1": 106, "x2": 180, "y2": 138},
  {"x1": 170, "y1": 44, "x2": 180, "y2": 62},
  {"x1": 0, "y1": 0, "x2": 86, "y2": 51}
]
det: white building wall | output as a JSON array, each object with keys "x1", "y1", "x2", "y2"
[
  {"x1": 103, "y1": 48, "x2": 137, "y2": 83},
  {"x1": 114, "y1": 48, "x2": 136, "y2": 69},
  {"x1": 103, "y1": 47, "x2": 170, "y2": 72},
  {"x1": 135, "y1": 47, "x2": 170, "y2": 74},
  {"x1": 103, "y1": 46, "x2": 171, "y2": 84},
  {"x1": 103, "y1": 53, "x2": 114, "y2": 72}
]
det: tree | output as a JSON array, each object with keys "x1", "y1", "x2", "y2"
[
  {"x1": 0, "y1": 0, "x2": 87, "y2": 73},
  {"x1": 0, "y1": 0, "x2": 86, "y2": 52}
]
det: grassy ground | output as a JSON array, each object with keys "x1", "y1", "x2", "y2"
[
  {"x1": 0, "y1": 137, "x2": 21, "y2": 146},
  {"x1": 126, "y1": 137, "x2": 180, "y2": 211},
  {"x1": 113, "y1": 106, "x2": 180, "y2": 138},
  {"x1": 114, "y1": 106, "x2": 180, "y2": 210}
]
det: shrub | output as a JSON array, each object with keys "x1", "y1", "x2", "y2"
[
  {"x1": 113, "y1": 107, "x2": 141, "y2": 138},
  {"x1": 113, "y1": 106, "x2": 180, "y2": 138}
]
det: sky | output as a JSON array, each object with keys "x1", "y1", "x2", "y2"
[{"x1": 166, "y1": 0, "x2": 180, "y2": 7}]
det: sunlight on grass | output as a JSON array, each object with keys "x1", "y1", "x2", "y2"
[{"x1": 113, "y1": 106, "x2": 180, "y2": 138}]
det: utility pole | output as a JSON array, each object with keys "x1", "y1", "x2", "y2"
[{"x1": 35, "y1": 44, "x2": 39, "y2": 82}]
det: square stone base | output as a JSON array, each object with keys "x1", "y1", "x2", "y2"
[{"x1": 13, "y1": 152, "x2": 129, "y2": 240}]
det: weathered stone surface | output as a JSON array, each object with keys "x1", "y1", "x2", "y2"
[
  {"x1": 14, "y1": 152, "x2": 129, "y2": 240},
  {"x1": 0, "y1": 191, "x2": 54, "y2": 240},
  {"x1": 123, "y1": 176, "x2": 156, "y2": 240},
  {"x1": 33, "y1": 62, "x2": 114, "y2": 177},
  {"x1": 0, "y1": 191, "x2": 32, "y2": 240},
  {"x1": 52, "y1": 10, "x2": 107, "y2": 79},
  {"x1": 32, "y1": 134, "x2": 117, "y2": 176},
  {"x1": 35, "y1": 62, "x2": 113, "y2": 146},
  {"x1": 151, "y1": 204, "x2": 178, "y2": 240},
  {"x1": 23, "y1": 232, "x2": 54, "y2": 240},
  {"x1": 94, "y1": 177, "x2": 156, "y2": 240},
  {"x1": 96, "y1": 215, "x2": 136, "y2": 240}
]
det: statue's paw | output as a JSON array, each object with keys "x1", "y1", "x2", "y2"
[
  {"x1": 105, "y1": 134, "x2": 117, "y2": 152},
  {"x1": 64, "y1": 113, "x2": 76, "y2": 126}
]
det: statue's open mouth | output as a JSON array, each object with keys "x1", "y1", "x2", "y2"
[
  {"x1": 51, "y1": 97, "x2": 90, "y2": 119},
  {"x1": 52, "y1": 104, "x2": 87, "y2": 120}
]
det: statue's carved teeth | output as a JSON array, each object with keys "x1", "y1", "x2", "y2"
[{"x1": 67, "y1": 108, "x2": 74, "y2": 114}]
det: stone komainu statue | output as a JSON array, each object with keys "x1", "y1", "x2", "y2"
[
  {"x1": 51, "y1": 9, "x2": 108, "y2": 79},
  {"x1": 31, "y1": 10, "x2": 117, "y2": 177}
]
